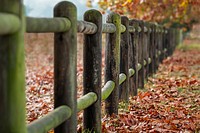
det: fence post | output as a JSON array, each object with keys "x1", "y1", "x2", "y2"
[
  {"x1": 148, "y1": 23, "x2": 154, "y2": 75},
  {"x1": 129, "y1": 19, "x2": 139, "y2": 96},
  {"x1": 169, "y1": 28, "x2": 173, "y2": 56},
  {"x1": 152, "y1": 24, "x2": 157, "y2": 73},
  {"x1": 119, "y1": 16, "x2": 129, "y2": 102},
  {"x1": 155, "y1": 25, "x2": 159, "y2": 71},
  {"x1": 138, "y1": 20, "x2": 145, "y2": 89},
  {"x1": 143, "y1": 22, "x2": 149, "y2": 79},
  {"x1": 0, "y1": 1, "x2": 26, "y2": 133},
  {"x1": 163, "y1": 27, "x2": 167, "y2": 59},
  {"x1": 54, "y1": 2, "x2": 77, "y2": 133},
  {"x1": 159, "y1": 26, "x2": 163, "y2": 63},
  {"x1": 105, "y1": 12, "x2": 121, "y2": 115},
  {"x1": 83, "y1": 9, "x2": 102, "y2": 133}
]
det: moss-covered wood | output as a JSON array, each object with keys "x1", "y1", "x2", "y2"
[
  {"x1": 102, "y1": 23, "x2": 116, "y2": 33},
  {"x1": 77, "y1": 92, "x2": 97, "y2": 112},
  {"x1": 54, "y1": 1, "x2": 77, "y2": 133},
  {"x1": 138, "y1": 20, "x2": 145, "y2": 89},
  {"x1": 143, "y1": 59, "x2": 147, "y2": 66},
  {"x1": 27, "y1": 106, "x2": 71, "y2": 133},
  {"x1": 83, "y1": 9, "x2": 102, "y2": 133},
  {"x1": 102, "y1": 70, "x2": 134, "y2": 101},
  {"x1": 137, "y1": 63, "x2": 142, "y2": 71},
  {"x1": 105, "y1": 12, "x2": 121, "y2": 115},
  {"x1": 0, "y1": 0, "x2": 26, "y2": 132},
  {"x1": 129, "y1": 68, "x2": 135, "y2": 77},
  {"x1": 129, "y1": 19, "x2": 139, "y2": 96},
  {"x1": 0, "y1": 13, "x2": 20, "y2": 35},
  {"x1": 26, "y1": 17, "x2": 71, "y2": 33},
  {"x1": 77, "y1": 20, "x2": 97, "y2": 34},
  {"x1": 148, "y1": 57, "x2": 152, "y2": 64},
  {"x1": 121, "y1": 24, "x2": 126, "y2": 33},
  {"x1": 119, "y1": 73, "x2": 127, "y2": 85},
  {"x1": 154, "y1": 25, "x2": 160, "y2": 71},
  {"x1": 128, "y1": 26, "x2": 135, "y2": 33},
  {"x1": 101, "y1": 81, "x2": 115, "y2": 101},
  {"x1": 148, "y1": 23, "x2": 154, "y2": 75},
  {"x1": 143, "y1": 22, "x2": 150, "y2": 79},
  {"x1": 119, "y1": 16, "x2": 129, "y2": 101}
]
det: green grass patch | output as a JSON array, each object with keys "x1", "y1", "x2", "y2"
[
  {"x1": 192, "y1": 89, "x2": 200, "y2": 94},
  {"x1": 138, "y1": 88, "x2": 148, "y2": 92},
  {"x1": 177, "y1": 43, "x2": 200, "y2": 51},
  {"x1": 81, "y1": 129, "x2": 95, "y2": 133},
  {"x1": 118, "y1": 101, "x2": 129, "y2": 112},
  {"x1": 177, "y1": 87, "x2": 184, "y2": 94}
]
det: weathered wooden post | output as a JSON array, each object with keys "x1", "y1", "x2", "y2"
[
  {"x1": 159, "y1": 26, "x2": 163, "y2": 63},
  {"x1": 155, "y1": 25, "x2": 159, "y2": 71},
  {"x1": 138, "y1": 20, "x2": 145, "y2": 89},
  {"x1": 163, "y1": 27, "x2": 166, "y2": 60},
  {"x1": 129, "y1": 19, "x2": 139, "y2": 95},
  {"x1": 170, "y1": 28, "x2": 173, "y2": 54},
  {"x1": 54, "y1": 1, "x2": 77, "y2": 133},
  {"x1": 105, "y1": 12, "x2": 121, "y2": 115},
  {"x1": 163, "y1": 27, "x2": 167, "y2": 59},
  {"x1": 83, "y1": 9, "x2": 102, "y2": 133},
  {"x1": 0, "y1": 0, "x2": 26, "y2": 133},
  {"x1": 148, "y1": 23, "x2": 154, "y2": 76},
  {"x1": 152, "y1": 23, "x2": 157, "y2": 73},
  {"x1": 165, "y1": 29, "x2": 170, "y2": 57},
  {"x1": 169, "y1": 29, "x2": 172, "y2": 56},
  {"x1": 143, "y1": 22, "x2": 149, "y2": 79},
  {"x1": 119, "y1": 16, "x2": 129, "y2": 101}
]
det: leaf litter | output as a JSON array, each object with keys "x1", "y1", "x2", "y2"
[
  {"x1": 102, "y1": 48, "x2": 200, "y2": 132},
  {"x1": 25, "y1": 34, "x2": 199, "y2": 132}
]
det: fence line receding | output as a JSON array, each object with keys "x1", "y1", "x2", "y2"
[{"x1": 0, "y1": 1, "x2": 182, "y2": 133}]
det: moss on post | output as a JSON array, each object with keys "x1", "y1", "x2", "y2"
[
  {"x1": 0, "y1": 0, "x2": 26, "y2": 132},
  {"x1": 105, "y1": 12, "x2": 121, "y2": 115},
  {"x1": 129, "y1": 19, "x2": 139, "y2": 96},
  {"x1": 119, "y1": 16, "x2": 129, "y2": 102},
  {"x1": 54, "y1": 1, "x2": 77, "y2": 133},
  {"x1": 83, "y1": 9, "x2": 102, "y2": 133}
]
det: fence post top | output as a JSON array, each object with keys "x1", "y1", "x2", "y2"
[
  {"x1": 54, "y1": 1, "x2": 76, "y2": 12},
  {"x1": 106, "y1": 12, "x2": 121, "y2": 24},
  {"x1": 121, "y1": 15, "x2": 129, "y2": 19},
  {"x1": 129, "y1": 19, "x2": 140, "y2": 23},
  {"x1": 129, "y1": 19, "x2": 141, "y2": 32},
  {"x1": 107, "y1": 12, "x2": 120, "y2": 17},
  {"x1": 84, "y1": 9, "x2": 102, "y2": 17}
]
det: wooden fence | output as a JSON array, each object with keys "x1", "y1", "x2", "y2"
[{"x1": 0, "y1": 1, "x2": 182, "y2": 133}]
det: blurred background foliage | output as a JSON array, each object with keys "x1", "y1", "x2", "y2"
[{"x1": 87, "y1": 0, "x2": 200, "y2": 32}]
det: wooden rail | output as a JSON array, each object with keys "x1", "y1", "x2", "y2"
[{"x1": 0, "y1": 1, "x2": 182, "y2": 133}]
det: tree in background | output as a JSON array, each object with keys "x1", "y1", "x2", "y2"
[{"x1": 87, "y1": 0, "x2": 200, "y2": 32}]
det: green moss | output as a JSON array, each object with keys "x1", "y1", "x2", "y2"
[
  {"x1": 177, "y1": 87, "x2": 184, "y2": 94},
  {"x1": 118, "y1": 101, "x2": 129, "y2": 111},
  {"x1": 82, "y1": 129, "x2": 96, "y2": 133},
  {"x1": 177, "y1": 43, "x2": 200, "y2": 51}
]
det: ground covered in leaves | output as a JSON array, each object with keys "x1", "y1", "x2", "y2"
[
  {"x1": 25, "y1": 33, "x2": 199, "y2": 132},
  {"x1": 102, "y1": 45, "x2": 200, "y2": 132}
]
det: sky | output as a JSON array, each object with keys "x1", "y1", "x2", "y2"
[{"x1": 24, "y1": 0, "x2": 99, "y2": 20}]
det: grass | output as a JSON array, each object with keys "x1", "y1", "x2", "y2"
[{"x1": 176, "y1": 43, "x2": 200, "y2": 51}]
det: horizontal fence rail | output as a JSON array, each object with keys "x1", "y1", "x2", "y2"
[
  {"x1": 27, "y1": 106, "x2": 72, "y2": 133},
  {"x1": 26, "y1": 17, "x2": 71, "y2": 33},
  {"x1": 26, "y1": 17, "x2": 141, "y2": 34},
  {"x1": 0, "y1": 1, "x2": 182, "y2": 133}
]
